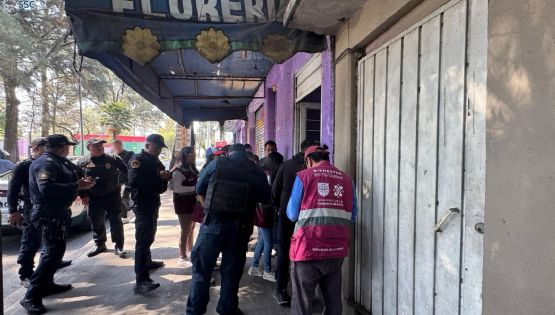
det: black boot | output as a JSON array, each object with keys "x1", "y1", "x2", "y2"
[
  {"x1": 87, "y1": 244, "x2": 107, "y2": 257},
  {"x1": 134, "y1": 279, "x2": 160, "y2": 294},
  {"x1": 58, "y1": 260, "x2": 72, "y2": 269},
  {"x1": 147, "y1": 260, "x2": 165, "y2": 270},
  {"x1": 273, "y1": 289, "x2": 291, "y2": 305},
  {"x1": 42, "y1": 283, "x2": 73, "y2": 297},
  {"x1": 20, "y1": 297, "x2": 46, "y2": 314}
]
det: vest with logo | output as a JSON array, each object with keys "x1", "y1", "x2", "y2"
[{"x1": 289, "y1": 161, "x2": 354, "y2": 262}]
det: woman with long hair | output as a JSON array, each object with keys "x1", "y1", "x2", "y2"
[
  {"x1": 248, "y1": 151, "x2": 284, "y2": 281},
  {"x1": 170, "y1": 147, "x2": 198, "y2": 267}
]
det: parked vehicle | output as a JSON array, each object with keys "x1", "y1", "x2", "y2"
[{"x1": 0, "y1": 165, "x2": 91, "y2": 232}]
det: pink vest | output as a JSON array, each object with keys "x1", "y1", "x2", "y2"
[{"x1": 289, "y1": 162, "x2": 354, "y2": 262}]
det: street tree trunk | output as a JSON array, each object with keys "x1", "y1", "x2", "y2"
[
  {"x1": 4, "y1": 79, "x2": 20, "y2": 162},
  {"x1": 40, "y1": 68, "x2": 50, "y2": 136},
  {"x1": 51, "y1": 98, "x2": 57, "y2": 134},
  {"x1": 110, "y1": 128, "x2": 118, "y2": 140}
]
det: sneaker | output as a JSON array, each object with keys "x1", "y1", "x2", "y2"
[
  {"x1": 273, "y1": 289, "x2": 291, "y2": 305},
  {"x1": 271, "y1": 249, "x2": 277, "y2": 257},
  {"x1": 248, "y1": 266, "x2": 263, "y2": 277},
  {"x1": 177, "y1": 257, "x2": 192, "y2": 267},
  {"x1": 87, "y1": 244, "x2": 107, "y2": 257},
  {"x1": 20, "y1": 298, "x2": 46, "y2": 314},
  {"x1": 115, "y1": 247, "x2": 127, "y2": 258},
  {"x1": 263, "y1": 271, "x2": 276, "y2": 282},
  {"x1": 20, "y1": 278, "x2": 30, "y2": 288}
]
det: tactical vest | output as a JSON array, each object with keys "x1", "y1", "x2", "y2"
[
  {"x1": 204, "y1": 158, "x2": 255, "y2": 215},
  {"x1": 81, "y1": 154, "x2": 120, "y2": 196}
]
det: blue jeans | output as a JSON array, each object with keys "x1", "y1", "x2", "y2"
[
  {"x1": 186, "y1": 215, "x2": 252, "y2": 315},
  {"x1": 252, "y1": 227, "x2": 273, "y2": 272}
]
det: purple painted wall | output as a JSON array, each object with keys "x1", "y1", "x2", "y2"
[
  {"x1": 321, "y1": 37, "x2": 335, "y2": 162},
  {"x1": 236, "y1": 39, "x2": 334, "y2": 160}
]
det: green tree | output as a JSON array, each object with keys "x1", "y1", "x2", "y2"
[
  {"x1": 0, "y1": 9, "x2": 36, "y2": 161},
  {"x1": 99, "y1": 101, "x2": 133, "y2": 139},
  {"x1": 0, "y1": 0, "x2": 68, "y2": 160}
]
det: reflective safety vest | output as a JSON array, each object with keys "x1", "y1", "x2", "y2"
[{"x1": 290, "y1": 162, "x2": 354, "y2": 261}]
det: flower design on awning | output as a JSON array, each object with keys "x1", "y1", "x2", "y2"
[
  {"x1": 121, "y1": 27, "x2": 161, "y2": 65},
  {"x1": 261, "y1": 34, "x2": 295, "y2": 64},
  {"x1": 195, "y1": 28, "x2": 231, "y2": 63}
]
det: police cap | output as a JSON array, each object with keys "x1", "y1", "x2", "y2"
[
  {"x1": 46, "y1": 134, "x2": 77, "y2": 148},
  {"x1": 29, "y1": 137, "x2": 47, "y2": 148},
  {"x1": 86, "y1": 138, "x2": 107, "y2": 146},
  {"x1": 146, "y1": 134, "x2": 168, "y2": 148}
]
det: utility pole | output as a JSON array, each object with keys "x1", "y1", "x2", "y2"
[{"x1": 78, "y1": 70, "x2": 85, "y2": 155}]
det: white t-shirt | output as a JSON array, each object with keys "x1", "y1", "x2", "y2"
[{"x1": 171, "y1": 165, "x2": 196, "y2": 195}]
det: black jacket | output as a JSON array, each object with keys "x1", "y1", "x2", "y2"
[
  {"x1": 116, "y1": 150, "x2": 134, "y2": 185},
  {"x1": 271, "y1": 152, "x2": 305, "y2": 212},
  {"x1": 77, "y1": 154, "x2": 127, "y2": 197},
  {"x1": 29, "y1": 152, "x2": 81, "y2": 219},
  {"x1": 128, "y1": 150, "x2": 168, "y2": 203},
  {"x1": 7, "y1": 158, "x2": 33, "y2": 213}
]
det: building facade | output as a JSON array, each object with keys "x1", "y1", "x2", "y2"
[
  {"x1": 233, "y1": 38, "x2": 335, "y2": 160},
  {"x1": 237, "y1": 0, "x2": 555, "y2": 314},
  {"x1": 290, "y1": 0, "x2": 554, "y2": 314}
]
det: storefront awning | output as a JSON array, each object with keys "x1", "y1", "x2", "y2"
[{"x1": 65, "y1": 0, "x2": 326, "y2": 125}]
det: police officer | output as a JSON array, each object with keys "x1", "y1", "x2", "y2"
[
  {"x1": 20, "y1": 134, "x2": 95, "y2": 314},
  {"x1": 7, "y1": 138, "x2": 72, "y2": 287},
  {"x1": 78, "y1": 139, "x2": 128, "y2": 258},
  {"x1": 112, "y1": 139, "x2": 134, "y2": 223},
  {"x1": 186, "y1": 143, "x2": 271, "y2": 315},
  {"x1": 128, "y1": 134, "x2": 171, "y2": 294}
]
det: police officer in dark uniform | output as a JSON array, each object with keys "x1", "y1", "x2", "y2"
[
  {"x1": 7, "y1": 138, "x2": 71, "y2": 288},
  {"x1": 112, "y1": 139, "x2": 135, "y2": 222},
  {"x1": 78, "y1": 138, "x2": 128, "y2": 258},
  {"x1": 186, "y1": 143, "x2": 271, "y2": 315},
  {"x1": 128, "y1": 134, "x2": 171, "y2": 294},
  {"x1": 20, "y1": 134, "x2": 95, "y2": 314}
]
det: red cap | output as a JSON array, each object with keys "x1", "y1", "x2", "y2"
[
  {"x1": 304, "y1": 145, "x2": 324, "y2": 160},
  {"x1": 213, "y1": 150, "x2": 226, "y2": 156}
]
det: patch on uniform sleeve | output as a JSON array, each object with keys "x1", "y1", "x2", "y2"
[
  {"x1": 130, "y1": 160, "x2": 141, "y2": 169},
  {"x1": 38, "y1": 171, "x2": 51, "y2": 180}
]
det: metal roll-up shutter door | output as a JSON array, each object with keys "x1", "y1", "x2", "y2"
[
  {"x1": 255, "y1": 106, "x2": 265, "y2": 156},
  {"x1": 295, "y1": 53, "x2": 322, "y2": 102}
]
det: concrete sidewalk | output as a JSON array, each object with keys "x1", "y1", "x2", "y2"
[{"x1": 4, "y1": 192, "x2": 291, "y2": 315}]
